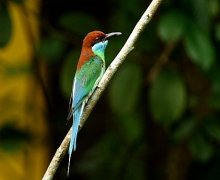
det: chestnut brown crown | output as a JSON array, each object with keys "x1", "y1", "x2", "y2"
[{"x1": 82, "y1": 31, "x2": 106, "y2": 47}]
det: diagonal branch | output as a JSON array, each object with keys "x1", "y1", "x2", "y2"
[{"x1": 42, "y1": 0, "x2": 163, "y2": 179}]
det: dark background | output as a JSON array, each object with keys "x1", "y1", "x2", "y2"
[{"x1": 1, "y1": 0, "x2": 220, "y2": 179}]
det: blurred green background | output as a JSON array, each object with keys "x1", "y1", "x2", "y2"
[{"x1": 1, "y1": 0, "x2": 220, "y2": 179}]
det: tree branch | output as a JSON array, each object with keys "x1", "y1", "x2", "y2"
[{"x1": 42, "y1": 0, "x2": 163, "y2": 179}]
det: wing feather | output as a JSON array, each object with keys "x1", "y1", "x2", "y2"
[
  {"x1": 67, "y1": 55, "x2": 105, "y2": 176},
  {"x1": 67, "y1": 55, "x2": 104, "y2": 121}
]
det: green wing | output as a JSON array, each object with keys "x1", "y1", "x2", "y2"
[{"x1": 67, "y1": 56, "x2": 104, "y2": 120}]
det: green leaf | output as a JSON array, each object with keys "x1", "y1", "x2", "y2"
[
  {"x1": 158, "y1": 10, "x2": 187, "y2": 42},
  {"x1": 188, "y1": 132, "x2": 214, "y2": 162},
  {"x1": 60, "y1": 50, "x2": 79, "y2": 98},
  {"x1": 59, "y1": 12, "x2": 101, "y2": 35},
  {"x1": 149, "y1": 68, "x2": 187, "y2": 125},
  {"x1": 0, "y1": 3, "x2": 12, "y2": 47},
  {"x1": 172, "y1": 118, "x2": 196, "y2": 142},
  {"x1": 108, "y1": 63, "x2": 142, "y2": 115},
  {"x1": 184, "y1": 23, "x2": 215, "y2": 71},
  {"x1": 37, "y1": 37, "x2": 65, "y2": 63}
]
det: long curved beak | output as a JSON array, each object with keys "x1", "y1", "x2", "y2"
[{"x1": 104, "y1": 32, "x2": 122, "y2": 41}]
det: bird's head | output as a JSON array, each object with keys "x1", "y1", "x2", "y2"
[
  {"x1": 82, "y1": 31, "x2": 122, "y2": 58},
  {"x1": 77, "y1": 31, "x2": 121, "y2": 70}
]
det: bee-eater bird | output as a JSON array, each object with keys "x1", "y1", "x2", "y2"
[{"x1": 67, "y1": 30, "x2": 121, "y2": 175}]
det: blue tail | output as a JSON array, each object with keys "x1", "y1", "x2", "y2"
[{"x1": 67, "y1": 104, "x2": 83, "y2": 176}]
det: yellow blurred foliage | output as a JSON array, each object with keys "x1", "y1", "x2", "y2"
[{"x1": 0, "y1": 0, "x2": 49, "y2": 179}]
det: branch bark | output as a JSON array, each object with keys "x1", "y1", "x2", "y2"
[{"x1": 42, "y1": 0, "x2": 163, "y2": 179}]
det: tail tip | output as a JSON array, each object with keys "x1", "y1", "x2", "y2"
[{"x1": 67, "y1": 154, "x2": 71, "y2": 176}]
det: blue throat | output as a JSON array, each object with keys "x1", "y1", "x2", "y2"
[{"x1": 92, "y1": 40, "x2": 108, "y2": 60}]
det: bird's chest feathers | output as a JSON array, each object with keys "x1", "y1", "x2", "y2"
[
  {"x1": 77, "y1": 57, "x2": 104, "y2": 82},
  {"x1": 92, "y1": 41, "x2": 108, "y2": 60}
]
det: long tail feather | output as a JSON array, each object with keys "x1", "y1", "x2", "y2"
[
  {"x1": 67, "y1": 103, "x2": 84, "y2": 176},
  {"x1": 67, "y1": 152, "x2": 71, "y2": 176}
]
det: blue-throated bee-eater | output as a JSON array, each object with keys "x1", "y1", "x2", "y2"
[{"x1": 67, "y1": 30, "x2": 121, "y2": 175}]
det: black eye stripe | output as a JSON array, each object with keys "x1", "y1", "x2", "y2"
[
  {"x1": 91, "y1": 39, "x2": 100, "y2": 46},
  {"x1": 91, "y1": 36, "x2": 106, "y2": 46}
]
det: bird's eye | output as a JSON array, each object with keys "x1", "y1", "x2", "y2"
[{"x1": 91, "y1": 36, "x2": 103, "y2": 47}]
